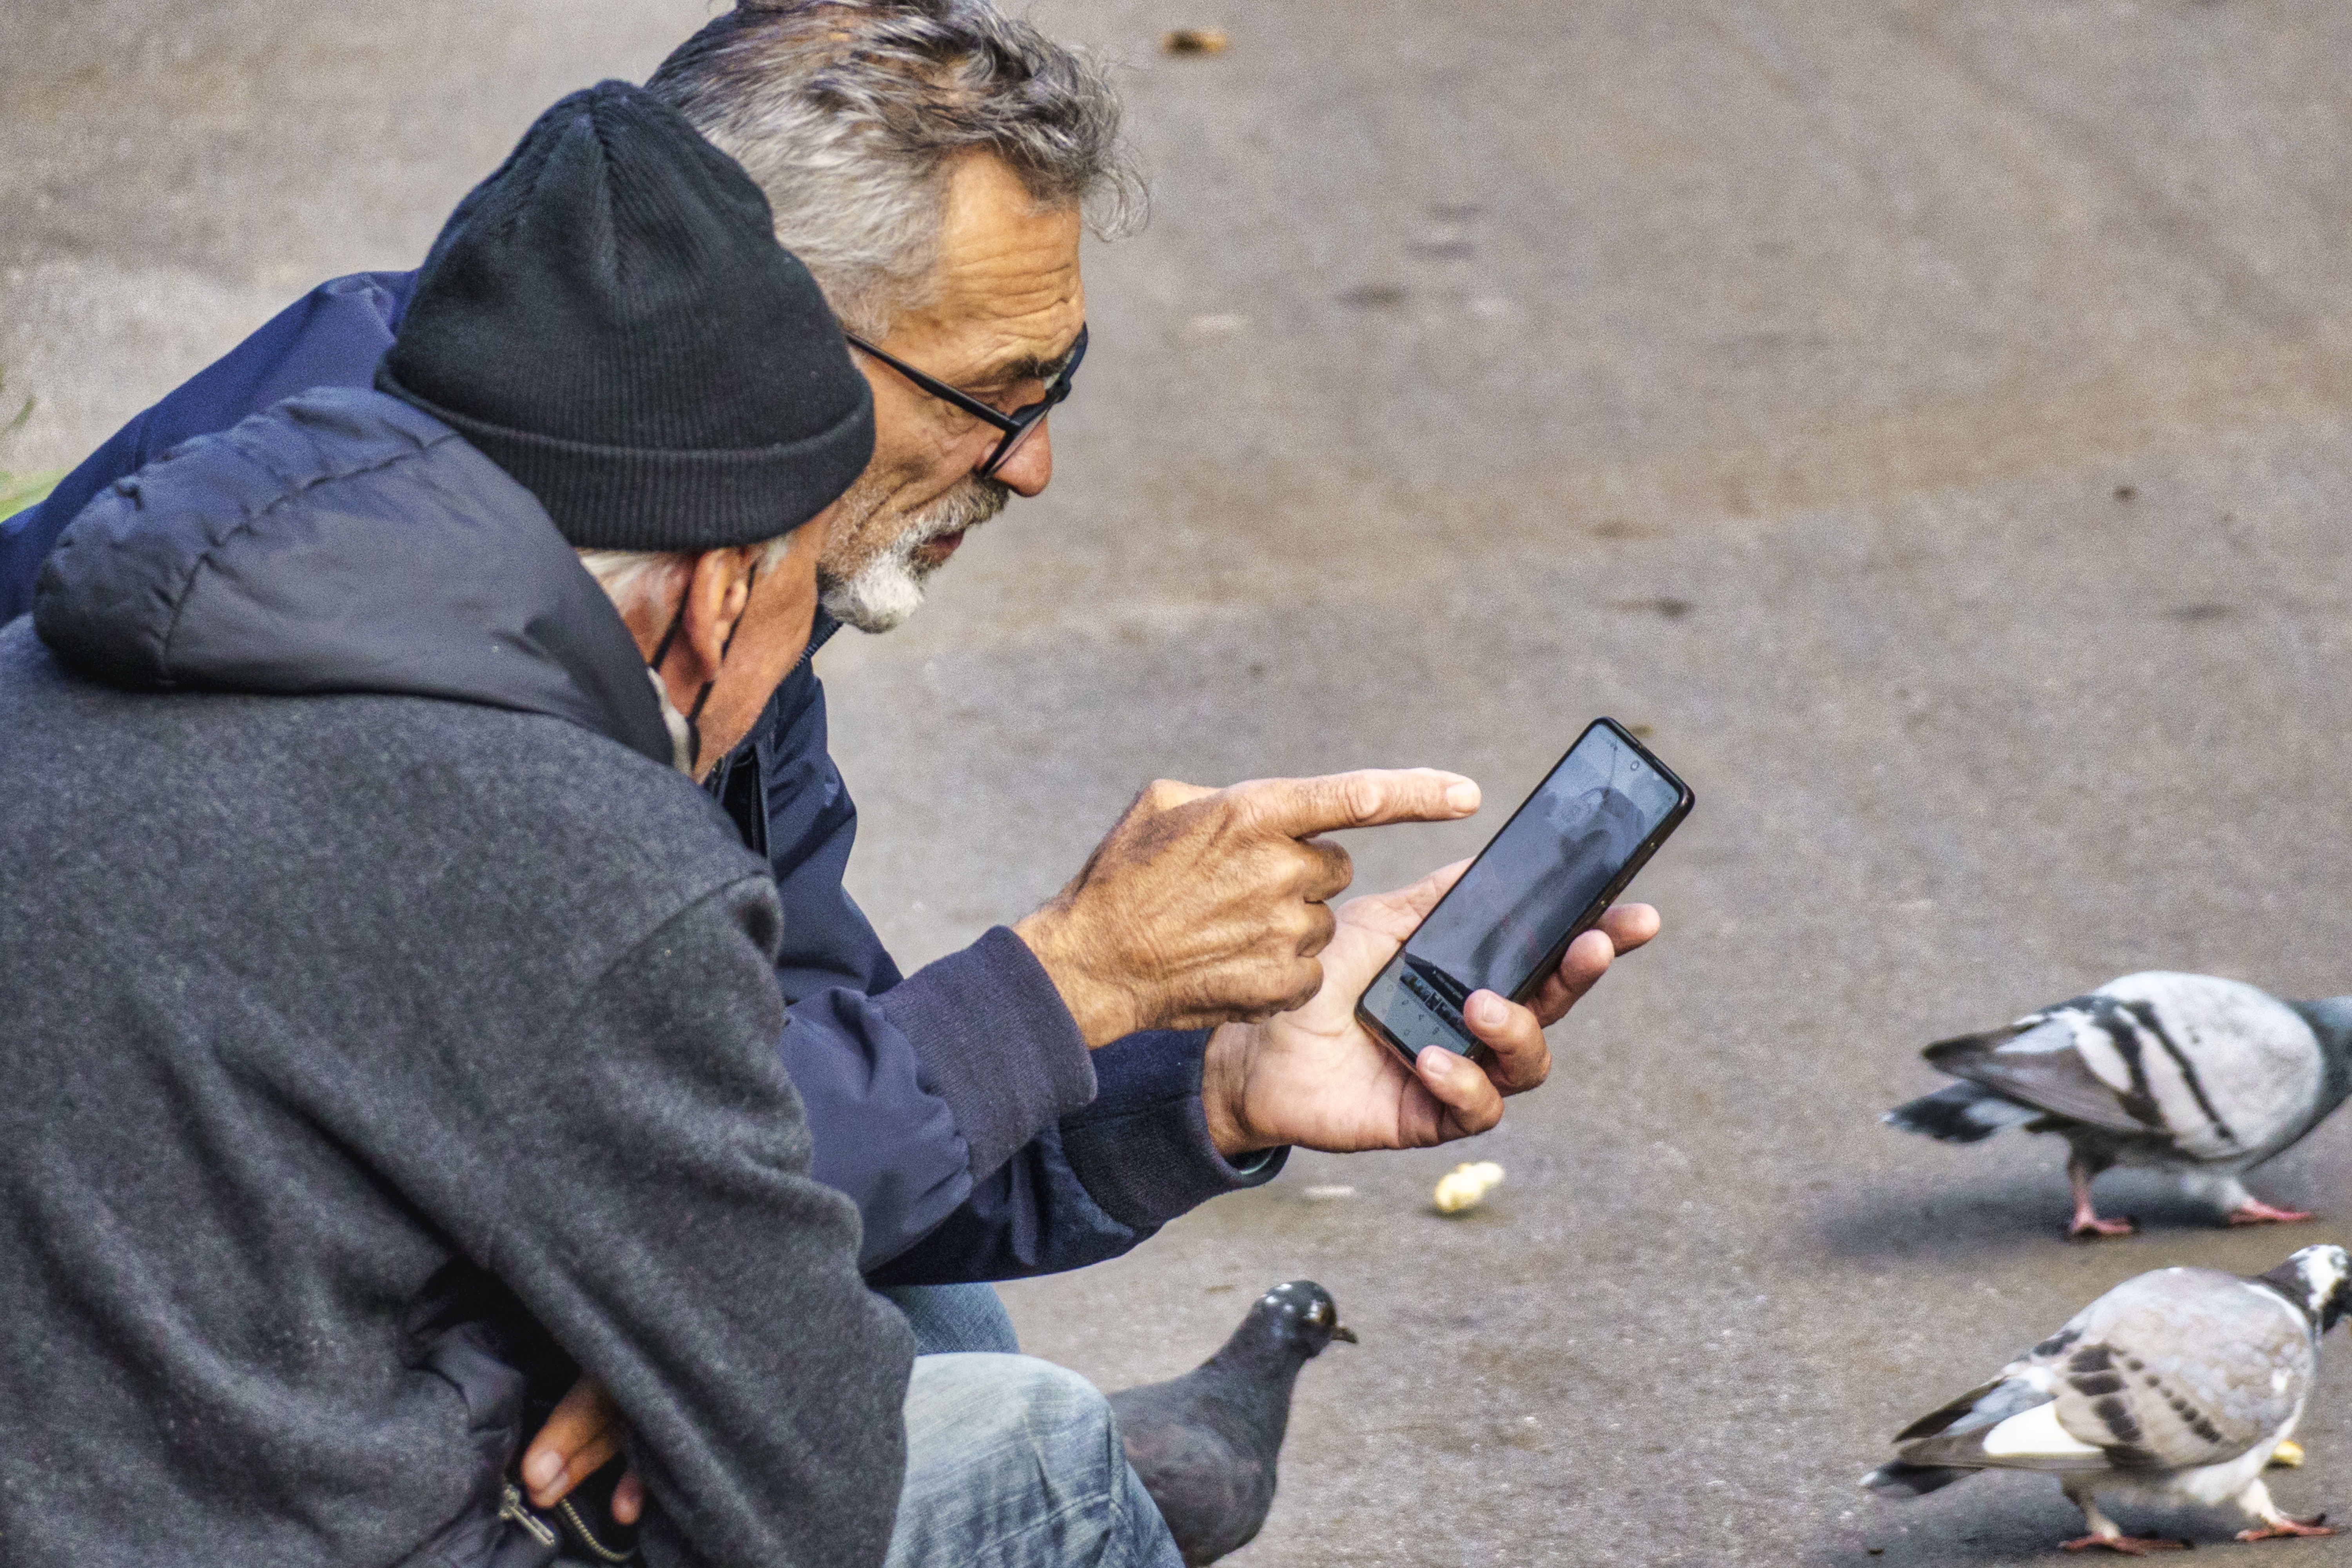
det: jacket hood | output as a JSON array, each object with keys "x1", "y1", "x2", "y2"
[{"x1": 33, "y1": 386, "x2": 671, "y2": 766}]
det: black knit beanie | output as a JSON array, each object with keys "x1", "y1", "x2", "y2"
[{"x1": 376, "y1": 80, "x2": 873, "y2": 550}]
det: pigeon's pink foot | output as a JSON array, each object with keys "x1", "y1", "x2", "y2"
[
  {"x1": 2236, "y1": 1515, "x2": 2334, "y2": 1542},
  {"x1": 2069, "y1": 1214, "x2": 2138, "y2": 1241},
  {"x1": 2229, "y1": 1201, "x2": 2319, "y2": 1227},
  {"x1": 2060, "y1": 1534, "x2": 2187, "y2": 1554},
  {"x1": 2067, "y1": 1156, "x2": 2134, "y2": 1241}
]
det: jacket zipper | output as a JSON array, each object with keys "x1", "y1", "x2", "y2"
[
  {"x1": 557, "y1": 1494, "x2": 638, "y2": 1564},
  {"x1": 497, "y1": 1482, "x2": 561, "y2": 1549}
]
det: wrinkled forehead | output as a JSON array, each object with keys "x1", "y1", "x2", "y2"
[{"x1": 900, "y1": 153, "x2": 1085, "y2": 377}]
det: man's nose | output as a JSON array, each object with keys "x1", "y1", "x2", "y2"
[{"x1": 992, "y1": 420, "x2": 1053, "y2": 497}]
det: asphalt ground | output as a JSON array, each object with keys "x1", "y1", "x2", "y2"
[{"x1": 7, "y1": 3, "x2": 2352, "y2": 1564}]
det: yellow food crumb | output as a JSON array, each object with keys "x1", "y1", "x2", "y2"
[
  {"x1": 1433, "y1": 1160, "x2": 1505, "y2": 1214},
  {"x1": 1160, "y1": 28, "x2": 1229, "y2": 54},
  {"x1": 2271, "y1": 1439, "x2": 2305, "y2": 1469}
]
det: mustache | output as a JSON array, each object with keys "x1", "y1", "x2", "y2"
[
  {"x1": 911, "y1": 476, "x2": 1012, "y2": 544},
  {"x1": 818, "y1": 474, "x2": 1013, "y2": 593}
]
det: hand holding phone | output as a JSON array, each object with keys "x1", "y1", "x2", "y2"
[
  {"x1": 1198, "y1": 851, "x2": 1661, "y2": 1156},
  {"x1": 1196, "y1": 721, "x2": 1679, "y2": 1158},
  {"x1": 1355, "y1": 719, "x2": 1691, "y2": 1063}
]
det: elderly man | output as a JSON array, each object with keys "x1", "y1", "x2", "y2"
[
  {"x1": 0, "y1": 1, "x2": 1659, "y2": 1560},
  {"x1": 0, "y1": 82, "x2": 920, "y2": 1568}
]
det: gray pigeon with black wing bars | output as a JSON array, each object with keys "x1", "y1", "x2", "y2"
[
  {"x1": 1886, "y1": 973, "x2": 2352, "y2": 1239},
  {"x1": 1108, "y1": 1281, "x2": 1356, "y2": 1566},
  {"x1": 1864, "y1": 1246, "x2": 2351, "y2": 1553}
]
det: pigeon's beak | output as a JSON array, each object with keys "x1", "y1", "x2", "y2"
[{"x1": 1331, "y1": 1325, "x2": 1359, "y2": 1344}]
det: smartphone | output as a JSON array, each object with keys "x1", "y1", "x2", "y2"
[{"x1": 1355, "y1": 717, "x2": 1692, "y2": 1062}]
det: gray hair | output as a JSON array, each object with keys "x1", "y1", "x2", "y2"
[
  {"x1": 647, "y1": 0, "x2": 1143, "y2": 339},
  {"x1": 578, "y1": 533, "x2": 804, "y2": 627},
  {"x1": 579, "y1": 534, "x2": 806, "y2": 774}
]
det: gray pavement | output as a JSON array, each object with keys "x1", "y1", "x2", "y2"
[{"x1": 8, "y1": 2, "x2": 2352, "y2": 1564}]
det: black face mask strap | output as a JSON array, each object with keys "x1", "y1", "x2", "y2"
[{"x1": 647, "y1": 575, "x2": 693, "y2": 677}]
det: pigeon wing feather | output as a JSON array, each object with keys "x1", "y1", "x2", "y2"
[
  {"x1": 1926, "y1": 975, "x2": 2327, "y2": 1162},
  {"x1": 1895, "y1": 1396, "x2": 2110, "y2": 1474},
  {"x1": 1895, "y1": 1374, "x2": 2056, "y2": 1443},
  {"x1": 1924, "y1": 1009, "x2": 2160, "y2": 1137},
  {"x1": 1891, "y1": 1265, "x2": 2309, "y2": 1478},
  {"x1": 2100, "y1": 973, "x2": 2326, "y2": 1161},
  {"x1": 1110, "y1": 1383, "x2": 1274, "y2": 1567},
  {"x1": 2038, "y1": 1267, "x2": 2313, "y2": 1470},
  {"x1": 1887, "y1": 1263, "x2": 2314, "y2": 1494},
  {"x1": 1891, "y1": 1309, "x2": 2100, "y2": 1474}
]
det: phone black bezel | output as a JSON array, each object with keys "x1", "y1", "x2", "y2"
[{"x1": 1353, "y1": 717, "x2": 1693, "y2": 1063}]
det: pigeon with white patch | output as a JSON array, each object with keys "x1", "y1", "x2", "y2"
[
  {"x1": 1108, "y1": 1281, "x2": 1355, "y2": 1566},
  {"x1": 1886, "y1": 973, "x2": 2352, "y2": 1239},
  {"x1": 1863, "y1": 1245, "x2": 2350, "y2": 1553}
]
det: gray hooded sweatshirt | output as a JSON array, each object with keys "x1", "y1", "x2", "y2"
[{"x1": 0, "y1": 388, "x2": 913, "y2": 1568}]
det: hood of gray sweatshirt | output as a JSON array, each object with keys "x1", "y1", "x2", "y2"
[
  {"x1": 0, "y1": 387, "x2": 912, "y2": 1568},
  {"x1": 33, "y1": 382, "x2": 673, "y2": 761}
]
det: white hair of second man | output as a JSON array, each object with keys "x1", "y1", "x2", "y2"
[
  {"x1": 579, "y1": 533, "x2": 802, "y2": 772},
  {"x1": 647, "y1": 0, "x2": 1142, "y2": 341},
  {"x1": 644, "y1": 1, "x2": 1142, "y2": 633}
]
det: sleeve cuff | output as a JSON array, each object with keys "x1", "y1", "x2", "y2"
[
  {"x1": 1055, "y1": 1029, "x2": 1289, "y2": 1231},
  {"x1": 873, "y1": 926, "x2": 1096, "y2": 1184}
]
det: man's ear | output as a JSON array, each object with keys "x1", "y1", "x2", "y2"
[{"x1": 673, "y1": 547, "x2": 757, "y2": 686}]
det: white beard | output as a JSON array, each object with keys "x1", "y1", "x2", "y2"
[
  {"x1": 820, "y1": 476, "x2": 1009, "y2": 633},
  {"x1": 820, "y1": 537, "x2": 930, "y2": 633}
]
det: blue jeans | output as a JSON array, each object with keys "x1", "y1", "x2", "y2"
[
  {"x1": 878, "y1": 1281, "x2": 1022, "y2": 1356},
  {"x1": 885, "y1": 1353, "x2": 1183, "y2": 1568}
]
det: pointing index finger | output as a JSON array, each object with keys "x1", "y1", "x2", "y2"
[{"x1": 1228, "y1": 769, "x2": 1480, "y2": 839}]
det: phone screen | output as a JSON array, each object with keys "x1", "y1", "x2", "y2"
[{"x1": 1357, "y1": 719, "x2": 1690, "y2": 1059}]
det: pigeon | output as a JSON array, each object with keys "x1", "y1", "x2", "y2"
[
  {"x1": 1886, "y1": 973, "x2": 2352, "y2": 1239},
  {"x1": 1107, "y1": 1280, "x2": 1356, "y2": 1566},
  {"x1": 1862, "y1": 1245, "x2": 2350, "y2": 1553}
]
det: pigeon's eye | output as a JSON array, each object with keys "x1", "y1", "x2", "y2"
[{"x1": 1307, "y1": 1302, "x2": 1328, "y2": 1324}]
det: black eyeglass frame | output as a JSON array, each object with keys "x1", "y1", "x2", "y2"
[{"x1": 843, "y1": 324, "x2": 1087, "y2": 479}]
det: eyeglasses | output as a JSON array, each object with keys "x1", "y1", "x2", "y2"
[{"x1": 843, "y1": 324, "x2": 1087, "y2": 480}]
